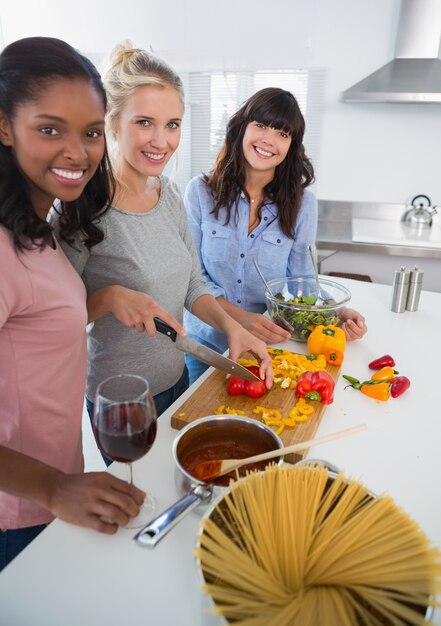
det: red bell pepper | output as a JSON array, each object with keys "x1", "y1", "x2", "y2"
[
  {"x1": 295, "y1": 370, "x2": 335, "y2": 404},
  {"x1": 368, "y1": 354, "x2": 395, "y2": 370},
  {"x1": 390, "y1": 375, "x2": 411, "y2": 398},
  {"x1": 226, "y1": 366, "x2": 266, "y2": 399}
]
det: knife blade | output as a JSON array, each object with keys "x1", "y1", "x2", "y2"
[{"x1": 153, "y1": 318, "x2": 261, "y2": 382}]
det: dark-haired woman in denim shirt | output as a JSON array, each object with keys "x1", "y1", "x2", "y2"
[{"x1": 184, "y1": 88, "x2": 367, "y2": 383}]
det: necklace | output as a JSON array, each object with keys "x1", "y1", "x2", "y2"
[
  {"x1": 249, "y1": 194, "x2": 264, "y2": 207},
  {"x1": 248, "y1": 206, "x2": 262, "y2": 234}
]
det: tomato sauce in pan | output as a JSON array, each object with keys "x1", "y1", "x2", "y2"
[{"x1": 180, "y1": 442, "x2": 277, "y2": 486}]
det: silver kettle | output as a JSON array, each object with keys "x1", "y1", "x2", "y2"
[{"x1": 402, "y1": 194, "x2": 438, "y2": 228}]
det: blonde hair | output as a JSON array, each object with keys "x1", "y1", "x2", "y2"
[{"x1": 103, "y1": 40, "x2": 184, "y2": 174}]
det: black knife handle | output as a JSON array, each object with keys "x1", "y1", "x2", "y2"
[{"x1": 153, "y1": 317, "x2": 177, "y2": 342}]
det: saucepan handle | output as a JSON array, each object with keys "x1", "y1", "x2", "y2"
[{"x1": 133, "y1": 485, "x2": 213, "y2": 548}]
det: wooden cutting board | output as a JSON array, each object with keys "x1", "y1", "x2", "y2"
[{"x1": 170, "y1": 354, "x2": 340, "y2": 464}]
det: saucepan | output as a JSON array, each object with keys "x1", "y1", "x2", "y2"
[{"x1": 133, "y1": 415, "x2": 283, "y2": 548}]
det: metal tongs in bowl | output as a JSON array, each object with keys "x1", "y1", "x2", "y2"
[
  {"x1": 307, "y1": 245, "x2": 327, "y2": 305},
  {"x1": 253, "y1": 258, "x2": 294, "y2": 334}
]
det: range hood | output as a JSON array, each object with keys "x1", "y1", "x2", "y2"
[{"x1": 341, "y1": 0, "x2": 441, "y2": 103}]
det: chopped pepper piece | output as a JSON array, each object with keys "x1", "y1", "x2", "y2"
[
  {"x1": 252, "y1": 406, "x2": 283, "y2": 421},
  {"x1": 254, "y1": 398, "x2": 315, "y2": 434},
  {"x1": 214, "y1": 405, "x2": 247, "y2": 416},
  {"x1": 288, "y1": 398, "x2": 314, "y2": 423},
  {"x1": 290, "y1": 412, "x2": 308, "y2": 423}
]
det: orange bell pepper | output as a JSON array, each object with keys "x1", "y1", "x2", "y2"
[
  {"x1": 370, "y1": 366, "x2": 398, "y2": 382},
  {"x1": 325, "y1": 348, "x2": 344, "y2": 366},
  {"x1": 307, "y1": 324, "x2": 346, "y2": 356},
  {"x1": 360, "y1": 382, "x2": 390, "y2": 401},
  {"x1": 343, "y1": 375, "x2": 390, "y2": 402}
]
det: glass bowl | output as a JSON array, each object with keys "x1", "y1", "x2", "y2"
[{"x1": 264, "y1": 276, "x2": 351, "y2": 342}]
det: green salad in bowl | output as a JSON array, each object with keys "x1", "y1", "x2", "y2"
[{"x1": 264, "y1": 277, "x2": 351, "y2": 342}]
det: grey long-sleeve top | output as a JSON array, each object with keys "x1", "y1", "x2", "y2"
[{"x1": 52, "y1": 177, "x2": 210, "y2": 400}]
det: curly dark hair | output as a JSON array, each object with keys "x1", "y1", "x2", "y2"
[
  {"x1": 205, "y1": 87, "x2": 314, "y2": 238},
  {"x1": 0, "y1": 36, "x2": 114, "y2": 252}
]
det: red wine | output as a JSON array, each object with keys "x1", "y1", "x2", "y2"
[{"x1": 95, "y1": 402, "x2": 156, "y2": 463}]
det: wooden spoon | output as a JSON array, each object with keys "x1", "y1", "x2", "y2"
[{"x1": 192, "y1": 424, "x2": 367, "y2": 482}]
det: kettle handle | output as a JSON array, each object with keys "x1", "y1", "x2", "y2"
[{"x1": 411, "y1": 194, "x2": 431, "y2": 207}]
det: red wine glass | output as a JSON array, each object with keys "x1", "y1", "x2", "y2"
[{"x1": 94, "y1": 374, "x2": 157, "y2": 529}]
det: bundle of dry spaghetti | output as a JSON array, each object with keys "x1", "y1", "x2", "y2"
[{"x1": 196, "y1": 464, "x2": 441, "y2": 625}]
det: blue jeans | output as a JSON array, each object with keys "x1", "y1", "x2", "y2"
[
  {"x1": 86, "y1": 367, "x2": 190, "y2": 466},
  {"x1": 152, "y1": 366, "x2": 189, "y2": 416},
  {"x1": 185, "y1": 353, "x2": 209, "y2": 386},
  {"x1": 0, "y1": 524, "x2": 47, "y2": 572}
]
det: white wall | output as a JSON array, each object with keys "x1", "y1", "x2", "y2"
[{"x1": 1, "y1": 0, "x2": 440, "y2": 204}]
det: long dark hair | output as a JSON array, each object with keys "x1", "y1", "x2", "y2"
[
  {"x1": 0, "y1": 36, "x2": 114, "y2": 251},
  {"x1": 206, "y1": 87, "x2": 314, "y2": 238}
]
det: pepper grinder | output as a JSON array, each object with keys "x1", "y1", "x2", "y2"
[
  {"x1": 391, "y1": 266, "x2": 410, "y2": 313},
  {"x1": 406, "y1": 266, "x2": 424, "y2": 312}
]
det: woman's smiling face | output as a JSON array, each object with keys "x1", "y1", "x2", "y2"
[
  {"x1": 0, "y1": 78, "x2": 106, "y2": 215},
  {"x1": 242, "y1": 121, "x2": 292, "y2": 177},
  {"x1": 112, "y1": 84, "x2": 183, "y2": 182}
]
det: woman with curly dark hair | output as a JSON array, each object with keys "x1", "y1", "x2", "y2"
[
  {"x1": 0, "y1": 36, "x2": 144, "y2": 571},
  {"x1": 184, "y1": 87, "x2": 367, "y2": 382}
]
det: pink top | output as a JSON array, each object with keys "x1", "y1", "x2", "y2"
[{"x1": 0, "y1": 227, "x2": 87, "y2": 528}]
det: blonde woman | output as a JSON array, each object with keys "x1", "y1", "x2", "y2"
[{"x1": 52, "y1": 42, "x2": 272, "y2": 448}]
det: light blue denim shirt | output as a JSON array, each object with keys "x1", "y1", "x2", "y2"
[{"x1": 184, "y1": 175, "x2": 318, "y2": 353}]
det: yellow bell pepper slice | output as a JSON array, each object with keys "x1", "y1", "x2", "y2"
[{"x1": 215, "y1": 405, "x2": 247, "y2": 416}]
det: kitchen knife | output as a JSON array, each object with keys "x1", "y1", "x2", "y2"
[{"x1": 153, "y1": 318, "x2": 261, "y2": 382}]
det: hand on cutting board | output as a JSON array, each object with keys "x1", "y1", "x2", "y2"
[
  {"x1": 226, "y1": 323, "x2": 273, "y2": 389},
  {"x1": 339, "y1": 307, "x2": 368, "y2": 341},
  {"x1": 87, "y1": 285, "x2": 186, "y2": 337}
]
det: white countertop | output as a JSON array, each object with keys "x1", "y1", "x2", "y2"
[
  {"x1": 1, "y1": 277, "x2": 440, "y2": 626},
  {"x1": 352, "y1": 217, "x2": 441, "y2": 249}
]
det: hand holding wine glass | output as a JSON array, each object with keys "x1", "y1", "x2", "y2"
[{"x1": 94, "y1": 374, "x2": 157, "y2": 528}]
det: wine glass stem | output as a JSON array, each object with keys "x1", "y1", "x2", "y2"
[{"x1": 127, "y1": 462, "x2": 134, "y2": 486}]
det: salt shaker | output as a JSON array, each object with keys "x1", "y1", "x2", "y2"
[
  {"x1": 406, "y1": 266, "x2": 424, "y2": 312},
  {"x1": 391, "y1": 266, "x2": 410, "y2": 313}
]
